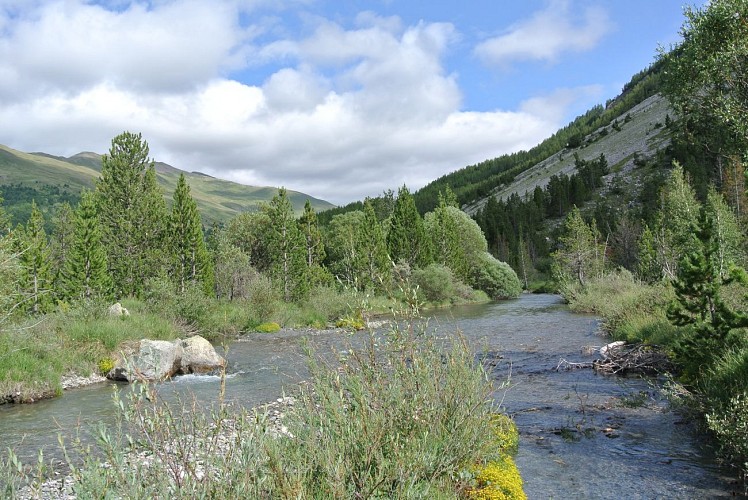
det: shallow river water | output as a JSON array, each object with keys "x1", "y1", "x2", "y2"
[{"x1": 0, "y1": 294, "x2": 740, "y2": 497}]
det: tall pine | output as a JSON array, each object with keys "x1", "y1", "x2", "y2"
[
  {"x1": 60, "y1": 190, "x2": 111, "y2": 302},
  {"x1": 387, "y1": 185, "x2": 432, "y2": 269},
  {"x1": 298, "y1": 199, "x2": 328, "y2": 285},
  {"x1": 359, "y1": 199, "x2": 391, "y2": 290},
  {"x1": 169, "y1": 174, "x2": 213, "y2": 294},
  {"x1": 264, "y1": 188, "x2": 308, "y2": 302},
  {"x1": 16, "y1": 201, "x2": 53, "y2": 314},
  {"x1": 96, "y1": 132, "x2": 168, "y2": 297}
]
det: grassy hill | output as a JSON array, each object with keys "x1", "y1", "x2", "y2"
[{"x1": 0, "y1": 145, "x2": 334, "y2": 226}]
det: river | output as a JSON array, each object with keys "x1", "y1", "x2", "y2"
[{"x1": 0, "y1": 294, "x2": 739, "y2": 497}]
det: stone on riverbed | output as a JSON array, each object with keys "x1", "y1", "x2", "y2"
[
  {"x1": 108, "y1": 335, "x2": 225, "y2": 382},
  {"x1": 178, "y1": 335, "x2": 226, "y2": 374}
]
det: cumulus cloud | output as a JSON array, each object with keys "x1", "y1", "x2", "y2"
[
  {"x1": 474, "y1": 0, "x2": 612, "y2": 68},
  {"x1": 0, "y1": 0, "x2": 583, "y2": 205}
]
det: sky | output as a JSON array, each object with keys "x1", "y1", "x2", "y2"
[{"x1": 0, "y1": 0, "x2": 706, "y2": 206}]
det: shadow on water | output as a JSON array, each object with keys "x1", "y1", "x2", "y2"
[{"x1": 0, "y1": 294, "x2": 740, "y2": 496}]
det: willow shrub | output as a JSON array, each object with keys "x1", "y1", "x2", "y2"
[{"x1": 264, "y1": 313, "x2": 508, "y2": 498}]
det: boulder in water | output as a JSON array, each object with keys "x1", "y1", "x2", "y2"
[{"x1": 178, "y1": 336, "x2": 226, "y2": 374}]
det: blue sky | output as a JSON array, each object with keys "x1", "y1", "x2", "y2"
[{"x1": 0, "y1": 0, "x2": 704, "y2": 205}]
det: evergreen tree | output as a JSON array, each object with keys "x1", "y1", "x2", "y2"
[
  {"x1": 59, "y1": 190, "x2": 111, "y2": 302},
  {"x1": 16, "y1": 201, "x2": 53, "y2": 314},
  {"x1": 96, "y1": 132, "x2": 168, "y2": 297},
  {"x1": 0, "y1": 194, "x2": 10, "y2": 236},
  {"x1": 264, "y1": 188, "x2": 308, "y2": 302},
  {"x1": 169, "y1": 174, "x2": 213, "y2": 294},
  {"x1": 49, "y1": 202, "x2": 76, "y2": 284},
  {"x1": 298, "y1": 199, "x2": 329, "y2": 285},
  {"x1": 387, "y1": 185, "x2": 432, "y2": 268},
  {"x1": 359, "y1": 199, "x2": 391, "y2": 290}
]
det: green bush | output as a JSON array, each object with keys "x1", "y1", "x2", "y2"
[
  {"x1": 706, "y1": 392, "x2": 748, "y2": 477},
  {"x1": 469, "y1": 252, "x2": 522, "y2": 299},
  {"x1": 413, "y1": 263, "x2": 456, "y2": 303},
  {"x1": 255, "y1": 322, "x2": 281, "y2": 333},
  {"x1": 247, "y1": 274, "x2": 278, "y2": 322}
]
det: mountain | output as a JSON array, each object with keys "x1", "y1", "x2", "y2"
[
  {"x1": 463, "y1": 93, "x2": 672, "y2": 215},
  {"x1": 0, "y1": 144, "x2": 334, "y2": 226}
]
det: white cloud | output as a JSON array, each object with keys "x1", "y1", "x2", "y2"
[
  {"x1": 0, "y1": 0, "x2": 249, "y2": 100},
  {"x1": 520, "y1": 85, "x2": 604, "y2": 123},
  {"x1": 0, "y1": 1, "x2": 585, "y2": 205},
  {"x1": 474, "y1": 0, "x2": 612, "y2": 67}
]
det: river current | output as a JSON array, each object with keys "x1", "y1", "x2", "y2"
[{"x1": 0, "y1": 294, "x2": 739, "y2": 497}]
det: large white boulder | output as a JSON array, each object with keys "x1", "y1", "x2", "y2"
[{"x1": 178, "y1": 336, "x2": 225, "y2": 374}]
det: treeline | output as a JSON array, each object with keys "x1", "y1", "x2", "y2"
[
  {"x1": 0, "y1": 183, "x2": 80, "y2": 233},
  {"x1": 0, "y1": 133, "x2": 522, "y2": 331},
  {"x1": 473, "y1": 153, "x2": 610, "y2": 284}
]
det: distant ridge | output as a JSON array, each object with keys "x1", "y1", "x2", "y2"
[{"x1": 0, "y1": 144, "x2": 334, "y2": 225}]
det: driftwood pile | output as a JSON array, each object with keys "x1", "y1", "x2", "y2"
[{"x1": 557, "y1": 341, "x2": 674, "y2": 375}]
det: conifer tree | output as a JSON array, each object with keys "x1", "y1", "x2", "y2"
[
  {"x1": 49, "y1": 202, "x2": 76, "y2": 284},
  {"x1": 60, "y1": 190, "x2": 111, "y2": 302},
  {"x1": 96, "y1": 132, "x2": 168, "y2": 297},
  {"x1": 264, "y1": 188, "x2": 308, "y2": 302},
  {"x1": 16, "y1": 201, "x2": 53, "y2": 314},
  {"x1": 169, "y1": 173, "x2": 213, "y2": 294},
  {"x1": 359, "y1": 199, "x2": 391, "y2": 290},
  {"x1": 387, "y1": 185, "x2": 432, "y2": 268},
  {"x1": 298, "y1": 199, "x2": 328, "y2": 285}
]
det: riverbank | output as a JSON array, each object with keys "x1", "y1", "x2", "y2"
[{"x1": 4, "y1": 312, "x2": 523, "y2": 498}]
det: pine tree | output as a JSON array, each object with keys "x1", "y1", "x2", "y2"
[
  {"x1": 298, "y1": 199, "x2": 328, "y2": 285},
  {"x1": 96, "y1": 132, "x2": 168, "y2": 297},
  {"x1": 49, "y1": 202, "x2": 76, "y2": 285},
  {"x1": 16, "y1": 201, "x2": 53, "y2": 314},
  {"x1": 169, "y1": 174, "x2": 213, "y2": 294},
  {"x1": 60, "y1": 190, "x2": 111, "y2": 302},
  {"x1": 387, "y1": 185, "x2": 432, "y2": 268},
  {"x1": 359, "y1": 199, "x2": 391, "y2": 290},
  {"x1": 264, "y1": 188, "x2": 308, "y2": 302}
]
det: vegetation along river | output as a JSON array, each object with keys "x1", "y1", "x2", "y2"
[{"x1": 0, "y1": 294, "x2": 738, "y2": 497}]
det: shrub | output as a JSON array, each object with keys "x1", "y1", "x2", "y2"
[
  {"x1": 255, "y1": 322, "x2": 281, "y2": 333},
  {"x1": 706, "y1": 392, "x2": 748, "y2": 478},
  {"x1": 469, "y1": 253, "x2": 522, "y2": 299},
  {"x1": 246, "y1": 274, "x2": 278, "y2": 322},
  {"x1": 413, "y1": 264, "x2": 456, "y2": 303}
]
